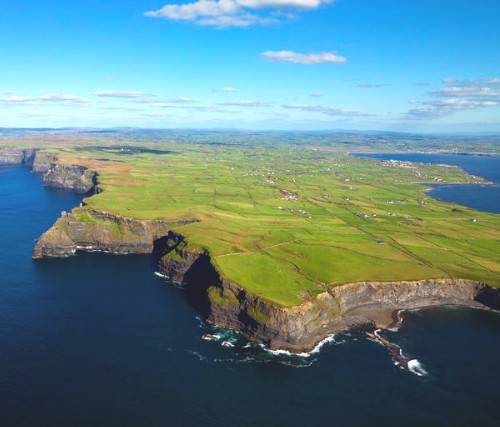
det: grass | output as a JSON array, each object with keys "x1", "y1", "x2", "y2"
[{"x1": 36, "y1": 140, "x2": 500, "y2": 306}]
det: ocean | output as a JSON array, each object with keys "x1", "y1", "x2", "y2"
[{"x1": 1, "y1": 162, "x2": 499, "y2": 427}]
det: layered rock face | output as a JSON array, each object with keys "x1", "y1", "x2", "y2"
[
  {"x1": 0, "y1": 148, "x2": 36, "y2": 165},
  {"x1": 32, "y1": 151, "x2": 56, "y2": 173},
  {"x1": 204, "y1": 276, "x2": 491, "y2": 352},
  {"x1": 0, "y1": 148, "x2": 92, "y2": 193},
  {"x1": 153, "y1": 237, "x2": 499, "y2": 352},
  {"x1": 43, "y1": 163, "x2": 97, "y2": 194},
  {"x1": 33, "y1": 209, "x2": 180, "y2": 259},
  {"x1": 32, "y1": 208, "x2": 500, "y2": 352}
]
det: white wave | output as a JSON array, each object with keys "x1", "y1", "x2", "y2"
[
  {"x1": 185, "y1": 350, "x2": 208, "y2": 362},
  {"x1": 154, "y1": 271, "x2": 167, "y2": 278},
  {"x1": 221, "y1": 341, "x2": 235, "y2": 348},
  {"x1": 408, "y1": 359, "x2": 428, "y2": 377},
  {"x1": 264, "y1": 334, "x2": 338, "y2": 358},
  {"x1": 201, "y1": 333, "x2": 221, "y2": 341}
]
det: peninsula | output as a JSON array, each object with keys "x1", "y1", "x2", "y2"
[{"x1": 2, "y1": 133, "x2": 499, "y2": 352}]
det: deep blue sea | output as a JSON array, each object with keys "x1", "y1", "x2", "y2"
[
  {"x1": 1, "y1": 165, "x2": 500, "y2": 427},
  {"x1": 352, "y1": 152, "x2": 500, "y2": 213}
]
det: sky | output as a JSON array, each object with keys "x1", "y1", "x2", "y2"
[{"x1": 1, "y1": 0, "x2": 499, "y2": 132}]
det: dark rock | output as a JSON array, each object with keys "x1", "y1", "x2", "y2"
[{"x1": 43, "y1": 164, "x2": 97, "y2": 194}]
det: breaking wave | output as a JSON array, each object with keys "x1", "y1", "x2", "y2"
[{"x1": 408, "y1": 359, "x2": 428, "y2": 377}]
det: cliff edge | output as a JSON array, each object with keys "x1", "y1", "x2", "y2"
[{"x1": 18, "y1": 148, "x2": 499, "y2": 353}]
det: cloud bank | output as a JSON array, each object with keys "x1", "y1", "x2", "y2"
[
  {"x1": 282, "y1": 103, "x2": 371, "y2": 117},
  {"x1": 0, "y1": 94, "x2": 87, "y2": 105},
  {"x1": 261, "y1": 50, "x2": 346, "y2": 64},
  {"x1": 407, "y1": 78, "x2": 500, "y2": 119},
  {"x1": 144, "y1": 0, "x2": 332, "y2": 28}
]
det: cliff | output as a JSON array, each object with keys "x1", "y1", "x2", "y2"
[
  {"x1": 43, "y1": 163, "x2": 97, "y2": 194},
  {"x1": 0, "y1": 148, "x2": 36, "y2": 165},
  {"x1": 34, "y1": 211, "x2": 499, "y2": 352},
  {"x1": 27, "y1": 150, "x2": 500, "y2": 353},
  {"x1": 156, "y1": 243, "x2": 498, "y2": 352},
  {"x1": 0, "y1": 148, "x2": 93, "y2": 193},
  {"x1": 33, "y1": 209, "x2": 196, "y2": 259},
  {"x1": 32, "y1": 151, "x2": 56, "y2": 173}
]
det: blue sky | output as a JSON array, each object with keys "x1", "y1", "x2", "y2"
[{"x1": 1, "y1": 0, "x2": 499, "y2": 132}]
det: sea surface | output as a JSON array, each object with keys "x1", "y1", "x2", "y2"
[
  {"x1": 1, "y1": 165, "x2": 500, "y2": 427},
  {"x1": 352, "y1": 152, "x2": 500, "y2": 213}
]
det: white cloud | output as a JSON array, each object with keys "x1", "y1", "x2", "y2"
[
  {"x1": 142, "y1": 112, "x2": 171, "y2": 118},
  {"x1": 357, "y1": 83, "x2": 388, "y2": 88},
  {"x1": 407, "y1": 77, "x2": 500, "y2": 119},
  {"x1": 261, "y1": 50, "x2": 346, "y2": 64},
  {"x1": 177, "y1": 96, "x2": 194, "y2": 102},
  {"x1": 432, "y1": 85, "x2": 500, "y2": 99},
  {"x1": 0, "y1": 94, "x2": 87, "y2": 105},
  {"x1": 94, "y1": 90, "x2": 156, "y2": 99},
  {"x1": 442, "y1": 77, "x2": 458, "y2": 84},
  {"x1": 407, "y1": 99, "x2": 497, "y2": 119},
  {"x1": 223, "y1": 87, "x2": 238, "y2": 93},
  {"x1": 240, "y1": 0, "x2": 324, "y2": 7},
  {"x1": 219, "y1": 99, "x2": 268, "y2": 107},
  {"x1": 144, "y1": 0, "x2": 331, "y2": 28},
  {"x1": 152, "y1": 102, "x2": 177, "y2": 108},
  {"x1": 282, "y1": 103, "x2": 371, "y2": 117},
  {"x1": 145, "y1": 0, "x2": 240, "y2": 21}
]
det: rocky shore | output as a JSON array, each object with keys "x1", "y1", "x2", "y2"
[
  {"x1": 158, "y1": 246, "x2": 498, "y2": 352},
  {"x1": 33, "y1": 210, "x2": 500, "y2": 353},
  {"x1": 0, "y1": 147, "x2": 96, "y2": 193},
  {"x1": 0, "y1": 148, "x2": 37, "y2": 166},
  {"x1": 6, "y1": 146, "x2": 498, "y2": 353}
]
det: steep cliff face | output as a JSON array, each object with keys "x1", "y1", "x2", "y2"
[
  {"x1": 1, "y1": 148, "x2": 93, "y2": 193},
  {"x1": 32, "y1": 151, "x2": 56, "y2": 173},
  {"x1": 43, "y1": 163, "x2": 97, "y2": 194},
  {"x1": 33, "y1": 210, "x2": 500, "y2": 352},
  {"x1": 0, "y1": 148, "x2": 36, "y2": 165},
  {"x1": 32, "y1": 209, "x2": 190, "y2": 259},
  {"x1": 208, "y1": 277, "x2": 491, "y2": 352},
  {"x1": 154, "y1": 244, "x2": 498, "y2": 352},
  {"x1": 155, "y1": 232, "x2": 207, "y2": 283}
]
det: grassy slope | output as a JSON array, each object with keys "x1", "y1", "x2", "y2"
[{"x1": 51, "y1": 142, "x2": 500, "y2": 306}]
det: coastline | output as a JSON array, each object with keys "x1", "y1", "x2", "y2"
[{"x1": 3, "y1": 147, "x2": 500, "y2": 353}]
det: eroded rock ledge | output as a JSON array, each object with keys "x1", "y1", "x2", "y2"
[
  {"x1": 0, "y1": 147, "x2": 96, "y2": 194},
  {"x1": 32, "y1": 210, "x2": 197, "y2": 259}
]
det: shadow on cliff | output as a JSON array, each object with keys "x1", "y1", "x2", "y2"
[
  {"x1": 475, "y1": 286, "x2": 500, "y2": 310},
  {"x1": 152, "y1": 236, "x2": 217, "y2": 319}
]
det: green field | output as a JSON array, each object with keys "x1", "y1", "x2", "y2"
[{"x1": 36, "y1": 137, "x2": 499, "y2": 307}]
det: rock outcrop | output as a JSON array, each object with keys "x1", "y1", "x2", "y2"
[
  {"x1": 1, "y1": 148, "x2": 97, "y2": 194},
  {"x1": 32, "y1": 209, "x2": 195, "y2": 259},
  {"x1": 0, "y1": 148, "x2": 36, "y2": 165},
  {"x1": 152, "y1": 235, "x2": 500, "y2": 353},
  {"x1": 32, "y1": 151, "x2": 56, "y2": 173},
  {"x1": 43, "y1": 163, "x2": 97, "y2": 194}
]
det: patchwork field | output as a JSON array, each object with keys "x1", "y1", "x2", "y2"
[{"x1": 38, "y1": 137, "x2": 500, "y2": 306}]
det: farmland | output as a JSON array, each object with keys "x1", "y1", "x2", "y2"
[{"x1": 38, "y1": 136, "x2": 500, "y2": 306}]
